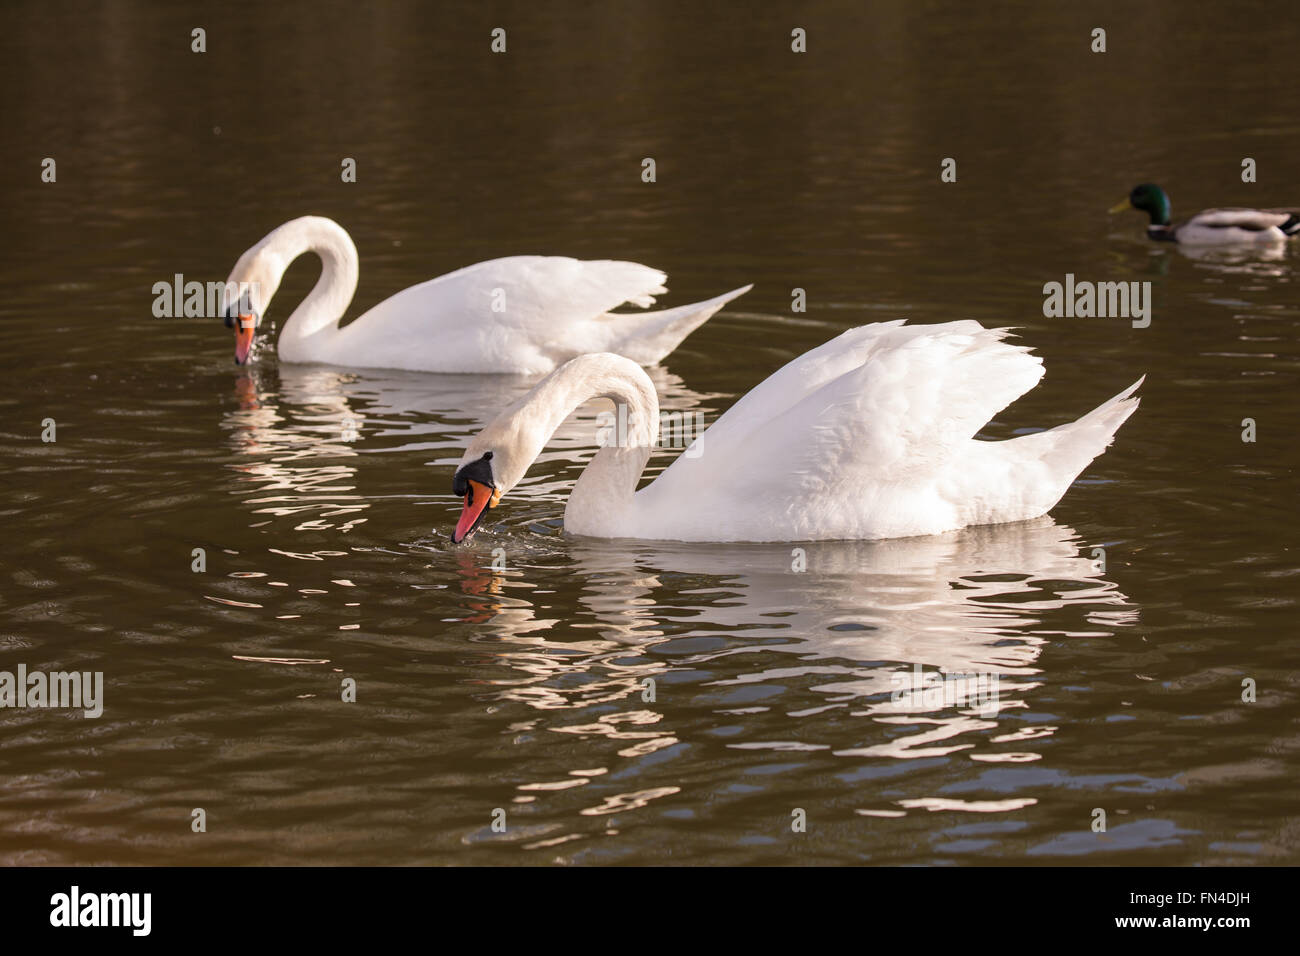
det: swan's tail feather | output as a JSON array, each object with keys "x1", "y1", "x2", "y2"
[
  {"x1": 1022, "y1": 375, "x2": 1144, "y2": 492},
  {"x1": 956, "y1": 375, "x2": 1142, "y2": 528},
  {"x1": 604, "y1": 284, "x2": 753, "y2": 365}
]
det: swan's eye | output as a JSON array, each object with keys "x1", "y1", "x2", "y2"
[
  {"x1": 225, "y1": 291, "x2": 255, "y2": 327},
  {"x1": 452, "y1": 452, "x2": 496, "y2": 498}
]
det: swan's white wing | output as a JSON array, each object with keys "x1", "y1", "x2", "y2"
[
  {"x1": 737, "y1": 322, "x2": 1042, "y2": 480},
  {"x1": 639, "y1": 322, "x2": 1046, "y2": 539},
  {"x1": 356, "y1": 256, "x2": 667, "y2": 333},
  {"x1": 333, "y1": 257, "x2": 669, "y2": 373},
  {"x1": 674, "y1": 321, "x2": 1040, "y2": 471},
  {"x1": 699, "y1": 320, "x2": 908, "y2": 451},
  {"x1": 399, "y1": 256, "x2": 668, "y2": 330}
]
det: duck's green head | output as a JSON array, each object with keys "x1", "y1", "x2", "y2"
[{"x1": 1110, "y1": 183, "x2": 1171, "y2": 226}]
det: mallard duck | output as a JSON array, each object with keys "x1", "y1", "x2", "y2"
[{"x1": 1110, "y1": 184, "x2": 1300, "y2": 245}]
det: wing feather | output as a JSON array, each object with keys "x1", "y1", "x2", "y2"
[
  {"x1": 665, "y1": 321, "x2": 1042, "y2": 483},
  {"x1": 372, "y1": 256, "x2": 668, "y2": 331}
]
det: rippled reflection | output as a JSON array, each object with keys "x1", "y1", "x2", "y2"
[
  {"x1": 1176, "y1": 240, "x2": 1294, "y2": 278},
  {"x1": 454, "y1": 516, "x2": 1135, "y2": 776},
  {"x1": 222, "y1": 362, "x2": 719, "y2": 530}
]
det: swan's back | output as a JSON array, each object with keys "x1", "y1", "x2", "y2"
[
  {"x1": 690, "y1": 321, "x2": 1043, "y2": 469},
  {"x1": 334, "y1": 257, "x2": 670, "y2": 373},
  {"x1": 637, "y1": 321, "x2": 1139, "y2": 541}
]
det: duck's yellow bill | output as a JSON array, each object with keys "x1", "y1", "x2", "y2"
[{"x1": 1108, "y1": 198, "x2": 1132, "y2": 214}]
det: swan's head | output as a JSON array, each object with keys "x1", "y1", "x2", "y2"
[
  {"x1": 450, "y1": 415, "x2": 543, "y2": 543},
  {"x1": 220, "y1": 233, "x2": 287, "y2": 365},
  {"x1": 450, "y1": 450, "x2": 502, "y2": 543},
  {"x1": 449, "y1": 387, "x2": 561, "y2": 542},
  {"x1": 449, "y1": 354, "x2": 653, "y2": 543}
]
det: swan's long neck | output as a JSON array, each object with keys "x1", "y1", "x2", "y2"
[
  {"x1": 487, "y1": 355, "x2": 659, "y2": 536},
  {"x1": 262, "y1": 217, "x2": 359, "y2": 362},
  {"x1": 567, "y1": 365, "x2": 659, "y2": 534}
]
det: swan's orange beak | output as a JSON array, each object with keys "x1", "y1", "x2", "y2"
[
  {"x1": 233, "y1": 314, "x2": 256, "y2": 365},
  {"x1": 453, "y1": 479, "x2": 500, "y2": 543}
]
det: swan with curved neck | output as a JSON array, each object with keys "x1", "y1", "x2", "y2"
[
  {"x1": 219, "y1": 216, "x2": 751, "y2": 372},
  {"x1": 452, "y1": 352, "x2": 660, "y2": 541},
  {"x1": 451, "y1": 321, "x2": 1144, "y2": 543}
]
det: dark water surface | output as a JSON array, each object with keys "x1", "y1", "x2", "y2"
[{"x1": 2, "y1": 0, "x2": 1298, "y2": 864}]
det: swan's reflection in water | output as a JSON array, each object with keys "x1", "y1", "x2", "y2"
[
  {"x1": 223, "y1": 365, "x2": 371, "y2": 531},
  {"x1": 456, "y1": 516, "x2": 1136, "y2": 769},
  {"x1": 220, "y1": 362, "x2": 719, "y2": 532}
]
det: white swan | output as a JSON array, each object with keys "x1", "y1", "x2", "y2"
[
  {"x1": 450, "y1": 320, "x2": 1143, "y2": 542},
  {"x1": 219, "y1": 216, "x2": 751, "y2": 371}
]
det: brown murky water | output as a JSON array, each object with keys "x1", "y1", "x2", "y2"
[{"x1": 2, "y1": 0, "x2": 1298, "y2": 864}]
